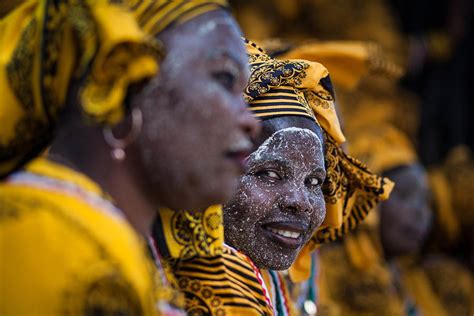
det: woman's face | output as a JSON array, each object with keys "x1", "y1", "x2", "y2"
[
  {"x1": 379, "y1": 163, "x2": 433, "y2": 258},
  {"x1": 224, "y1": 123, "x2": 326, "y2": 270},
  {"x1": 131, "y1": 10, "x2": 259, "y2": 210}
]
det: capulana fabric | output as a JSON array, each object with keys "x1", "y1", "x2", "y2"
[{"x1": 0, "y1": 0, "x2": 229, "y2": 178}]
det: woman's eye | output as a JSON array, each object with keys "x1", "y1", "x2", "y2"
[
  {"x1": 265, "y1": 170, "x2": 280, "y2": 179},
  {"x1": 212, "y1": 71, "x2": 236, "y2": 91},
  {"x1": 307, "y1": 177, "x2": 320, "y2": 187},
  {"x1": 256, "y1": 170, "x2": 281, "y2": 181}
]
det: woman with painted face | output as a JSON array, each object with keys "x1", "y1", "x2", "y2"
[
  {"x1": 225, "y1": 123, "x2": 327, "y2": 270},
  {"x1": 224, "y1": 40, "x2": 393, "y2": 268},
  {"x1": 151, "y1": 40, "x2": 393, "y2": 315},
  {"x1": 0, "y1": 1, "x2": 257, "y2": 314}
]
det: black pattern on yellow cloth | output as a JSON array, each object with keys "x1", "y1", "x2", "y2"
[
  {"x1": 244, "y1": 40, "x2": 393, "y2": 282},
  {"x1": 0, "y1": 0, "x2": 229, "y2": 178},
  {"x1": 153, "y1": 206, "x2": 224, "y2": 262},
  {"x1": 152, "y1": 207, "x2": 274, "y2": 315},
  {"x1": 0, "y1": 158, "x2": 160, "y2": 314}
]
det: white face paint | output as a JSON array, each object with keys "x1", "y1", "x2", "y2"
[
  {"x1": 197, "y1": 18, "x2": 236, "y2": 36},
  {"x1": 224, "y1": 127, "x2": 326, "y2": 270},
  {"x1": 131, "y1": 10, "x2": 257, "y2": 211},
  {"x1": 250, "y1": 127, "x2": 322, "y2": 161}
]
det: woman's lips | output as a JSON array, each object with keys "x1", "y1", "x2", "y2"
[{"x1": 261, "y1": 222, "x2": 307, "y2": 249}]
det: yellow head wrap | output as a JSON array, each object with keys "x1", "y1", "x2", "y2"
[
  {"x1": 348, "y1": 124, "x2": 418, "y2": 174},
  {"x1": 0, "y1": 0, "x2": 228, "y2": 178},
  {"x1": 244, "y1": 40, "x2": 394, "y2": 281}
]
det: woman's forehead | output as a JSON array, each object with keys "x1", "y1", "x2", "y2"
[
  {"x1": 257, "y1": 116, "x2": 323, "y2": 147},
  {"x1": 249, "y1": 127, "x2": 323, "y2": 164}
]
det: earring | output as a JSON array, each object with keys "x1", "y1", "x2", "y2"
[{"x1": 103, "y1": 108, "x2": 143, "y2": 161}]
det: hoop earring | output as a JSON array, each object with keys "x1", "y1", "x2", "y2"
[{"x1": 103, "y1": 108, "x2": 143, "y2": 161}]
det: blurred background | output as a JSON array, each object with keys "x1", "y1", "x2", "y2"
[
  {"x1": 230, "y1": 1, "x2": 474, "y2": 314},
  {"x1": 231, "y1": 0, "x2": 473, "y2": 166}
]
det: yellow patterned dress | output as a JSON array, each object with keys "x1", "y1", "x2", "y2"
[
  {"x1": 152, "y1": 207, "x2": 274, "y2": 315},
  {"x1": 0, "y1": 158, "x2": 161, "y2": 315}
]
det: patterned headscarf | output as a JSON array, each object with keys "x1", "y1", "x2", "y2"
[
  {"x1": 244, "y1": 40, "x2": 394, "y2": 281},
  {"x1": 348, "y1": 124, "x2": 418, "y2": 175},
  {"x1": 0, "y1": 0, "x2": 229, "y2": 178}
]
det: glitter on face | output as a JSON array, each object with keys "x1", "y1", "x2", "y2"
[{"x1": 224, "y1": 127, "x2": 326, "y2": 270}]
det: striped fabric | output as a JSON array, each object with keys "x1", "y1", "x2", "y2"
[
  {"x1": 173, "y1": 246, "x2": 273, "y2": 315},
  {"x1": 127, "y1": 0, "x2": 229, "y2": 36},
  {"x1": 249, "y1": 87, "x2": 316, "y2": 121}
]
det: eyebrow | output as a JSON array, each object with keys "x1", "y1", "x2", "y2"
[
  {"x1": 310, "y1": 166, "x2": 327, "y2": 177},
  {"x1": 250, "y1": 155, "x2": 291, "y2": 169}
]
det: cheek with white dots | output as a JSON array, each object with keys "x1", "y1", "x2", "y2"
[{"x1": 224, "y1": 128, "x2": 326, "y2": 269}]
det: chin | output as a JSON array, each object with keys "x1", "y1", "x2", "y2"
[
  {"x1": 202, "y1": 176, "x2": 239, "y2": 207},
  {"x1": 254, "y1": 258, "x2": 295, "y2": 271},
  {"x1": 251, "y1": 250, "x2": 297, "y2": 271}
]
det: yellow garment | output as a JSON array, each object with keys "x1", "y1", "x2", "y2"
[
  {"x1": 422, "y1": 255, "x2": 474, "y2": 316},
  {"x1": 153, "y1": 208, "x2": 274, "y2": 316},
  {"x1": 348, "y1": 124, "x2": 418, "y2": 174},
  {"x1": 318, "y1": 241, "x2": 405, "y2": 316},
  {"x1": 0, "y1": 158, "x2": 159, "y2": 315},
  {"x1": 318, "y1": 240, "x2": 472, "y2": 316},
  {"x1": 244, "y1": 40, "x2": 393, "y2": 282},
  {"x1": 173, "y1": 245, "x2": 274, "y2": 315},
  {"x1": 0, "y1": 0, "x2": 228, "y2": 178},
  {"x1": 337, "y1": 76, "x2": 420, "y2": 144},
  {"x1": 154, "y1": 206, "x2": 224, "y2": 261},
  {"x1": 396, "y1": 258, "x2": 449, "y2": 316}
]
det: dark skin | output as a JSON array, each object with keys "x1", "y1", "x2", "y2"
[
  {"x1": 130, "y1": 10, "x2": 260, "y2": 212},
  {"x1": 49, "y1": 10, "x2": 259, "y2": 235},
  {"x1": 379, "y1": 163, "x2": 433, "y2": 260},
  {"x1": 224, "y1": 116, "x2": 326, "y2": 270}
]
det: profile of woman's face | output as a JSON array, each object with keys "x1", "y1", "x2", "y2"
[
  {"x1": 130, "y1": 10, "x2": 259, "y2": 211},
  {"x1": 224, "y1": 119, "x2": 326, "y2": 270},
  {"x1": 379, "y1": 163, "x2": 433, "y2": 258}
]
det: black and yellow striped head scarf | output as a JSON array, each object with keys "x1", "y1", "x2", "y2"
[
  {"x1": 244, "y1": 40, "x2": 394, "y2": 281},
  {"x1": 0, "y1": 0, "x2": 229, "y2": 178}
]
